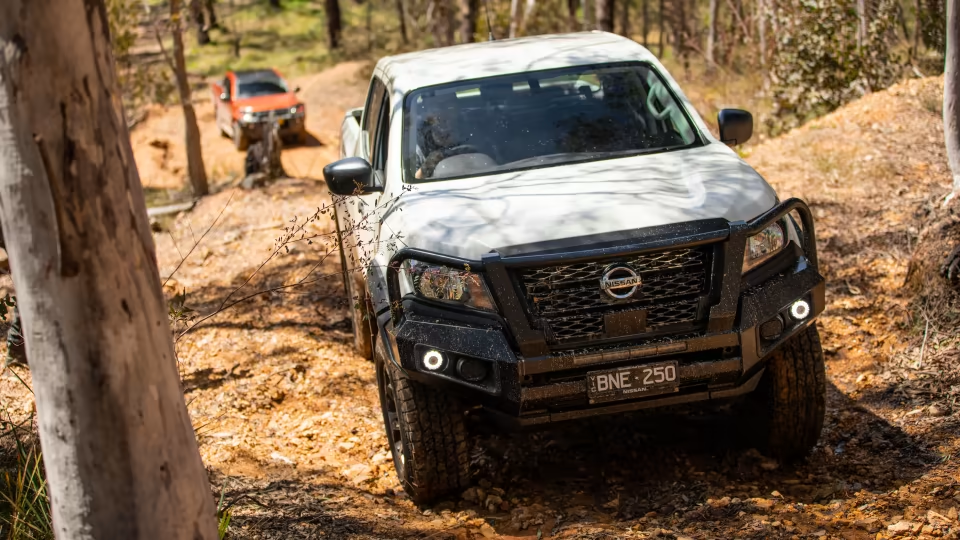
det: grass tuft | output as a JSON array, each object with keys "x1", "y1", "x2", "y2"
[{"x1": 0, "y1": 414, "x2": 53, "y2": 540}]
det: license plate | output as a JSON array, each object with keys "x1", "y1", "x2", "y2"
[{"x1": 587, "y1": 361, "x2": 679, "y2": 404}]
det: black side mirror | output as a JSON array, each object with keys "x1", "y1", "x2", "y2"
[
  {"x1": 294, "y1": 86, "x2": 301, "y2": 93},
  {"x1": 323, "y1": 157, "x2": 381, "y2": 195},
  {"x1": 718, "y1": 109, "x2": 753, "y2": 146}
]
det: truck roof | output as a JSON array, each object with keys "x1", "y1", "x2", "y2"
[{"x1": 378, "y1": 31, "x2": 659, "y2": 93}]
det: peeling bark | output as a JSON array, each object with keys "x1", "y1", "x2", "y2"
[{"x1": 0, "y1": 0, "x2": 218, "y2": 538}]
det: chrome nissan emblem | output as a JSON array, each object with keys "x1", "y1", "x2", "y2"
[{"x1": 600, "y1": 265, "x2": 642, "y2": 299}]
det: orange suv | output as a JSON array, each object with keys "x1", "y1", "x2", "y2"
[{"x1": 212, "y1": 68, "x2": 307, "y2": 150}]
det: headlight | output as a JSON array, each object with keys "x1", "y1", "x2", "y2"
[
  {"x1": 240, "y1": 112, "x2": 255, "y2": 123},
  {"x1": 743, "y1": 219, "x2": 786, "y2": 273},
  {"x1": 399, "y1": 259, "x2": 496, "y2": 311},
  {"x1": 290, "y1": 104, "x2": 305, "y2": 115}
]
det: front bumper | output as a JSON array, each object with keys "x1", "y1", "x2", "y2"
[
  {"x1": 238, "y1": 115, "x2": 305, "y2": 139},
  {"x1": 376, "y1": 199, "x2": 825, "y2": 427}
]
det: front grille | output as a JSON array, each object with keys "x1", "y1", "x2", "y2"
[
  {"x1": 515, "y1": 247, "x2": 712, "y2": 346},
  {"x1": 249, "y1": 107, "x2": 295, "y2": 120}
]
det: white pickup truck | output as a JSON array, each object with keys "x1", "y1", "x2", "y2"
[{"x1": 324, "y1": 31, "x2": 826, "y2": 504}]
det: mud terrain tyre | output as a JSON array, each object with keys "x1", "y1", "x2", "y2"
[
  {"x1": 754, "y1": 324, "x2": 826, "y2": 461},
  {"x1": 376, "y1": 343, "x2": 470, "y2": 505},
  {"x1": 333, "y1": 207, "x2": 374, "y2": 360}
]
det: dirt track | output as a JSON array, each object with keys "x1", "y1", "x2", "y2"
[{"x1": 3, "y1": 65, "x2": 960, "y2": 539}]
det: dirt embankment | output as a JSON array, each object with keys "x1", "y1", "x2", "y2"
[{"x1": 2, "y1": 66, "x2": 960, "y2": 540}]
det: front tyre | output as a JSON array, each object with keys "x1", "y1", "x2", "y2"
[
  {"x1": 233, "y1": 121, "x2": 249, "y2": 151},
  {"x1": 376, "y1": 343, "x2": 470, "y2": 505},
  {"x1": 754, "y1": 324, "x2": 827, "y2": 461}
]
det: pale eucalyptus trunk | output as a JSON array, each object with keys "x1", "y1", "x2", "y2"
[
  {"x1": 0, "y1": 0, "x2": 218, "y2": 538},
  {"x1": 459, "y1": 0, "x2": 477, "y2": 42},
  {"x1": 509, "y1": 0, "x2": 520, "y2": 37},
  {"x1": 595, "y1": 0, "x2": 613, "y2": 31},
  {"x1": 946, "y1": 0, "x2": 960, "y2": 197}
]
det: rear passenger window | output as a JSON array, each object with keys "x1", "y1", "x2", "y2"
[
  {"x1": 362, "y1": 77, "x2": 386, "y2": 159},
  {"x1": 371, "y1": 89, "x2": 390, "y2": 174}
]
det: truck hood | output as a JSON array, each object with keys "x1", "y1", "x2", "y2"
[{"x1": 382, "y1": 144, "x2": 776, "y2": 260}]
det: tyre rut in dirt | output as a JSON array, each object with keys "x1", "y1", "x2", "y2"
[
  {"x1": 376, "y1": 344, "x2": 470, "y2": 505},
  {"x1": 756, "y1": 324, "x2": 827, "y2": 461}
]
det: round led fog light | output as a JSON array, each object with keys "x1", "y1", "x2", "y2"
[
  {"x1": 423, "y1": 350, "x2": 444, "y2": 371},
  {"x1": 790, "y1": 299, "x2": 810, "y2": 320},
  {"x1": 457, "y1": 357, "x2": 487, "y2": 383}
]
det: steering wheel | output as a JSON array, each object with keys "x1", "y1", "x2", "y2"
[{"x1": 443, "y1": 144, "x2": 483, "y2": 157}]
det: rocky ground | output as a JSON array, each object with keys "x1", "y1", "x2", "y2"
[{"x1": 2, "y1": 65, "x2": 959, "y2": 539}]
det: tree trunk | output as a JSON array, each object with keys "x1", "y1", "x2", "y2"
[
  {"x1": 674, "y1": 0, "x2": 686, "y2": 64},
  {"x1": 706, "y1": 0, "x2": 718, "y2": 68},
  {"x1": 190, "y1": 0, "x2": 211, "y2": 44},
  {"x1": 595, "y1": 0, "x2": 613, "y2": 32},
  {"x1": 397, "y1": 0, "x2": 409, "y2": 43},
  {"x1": 945, "y1": 0, "x2": 960, "y2": 197},
  {"x1": 519, "y1": 0, "x2": 537, "y2": 34},
  {"x1": 171, "y1": 0, "x2": 209, "y2": 196},
  {"x1": 657, "y1": 0, "x2": 664, "y2": 56},
  {"x1": 459, "y1": 0, "x2": 477, "y2": 42},
  {"x1": 914, "y1": 0, "x2": 922, "y2": 56},
  {"x1": 205, "y1": 0, "x2": 219, "y2": 29},
  {"x1": 594, "y1": 0, "x2": 613, "y2": 32},
  {"x1": 856, "y1": 0, "x2": 867, "y2": 49},
  {"x1": 509, "y1": 0, "x2": 520, "y2": 37},
  {"x1": 269, "y1": 0, "x2": 281, "y2": 7},
  {"x1": 641, "y1": 0, "x2": 648, "y2": 46},
  {"x1": 443, "y1": 0, "x2": 456, "y2": 44},
  {"x1": 568, "y1": 0, "x2": 579, "y2": 31},
  {"x1": 366, "y1": 0, "x2": 373, "y2": 51},
  {"x1": 758, "y1": 0, "x2": 767, "y2": 87},
  {"x1": 0, "y1": 0, "x2": 218, "y2": 538},
  {"x1": 622, "y1": 0, "x2": 630, "y2": 37},
  {"x1": 429, "y1": 0, "x2": 455, "y2": 45},
  {"x1": 584, "y1": 0, "x2": 595, "y2": 28},
  {"x1": 325, "y1": 0, "x2": 343, "y2": 48}
]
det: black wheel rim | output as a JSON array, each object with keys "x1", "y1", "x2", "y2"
[{"x1": 378, "y1": 362, "x2": 406, "y2": 481}]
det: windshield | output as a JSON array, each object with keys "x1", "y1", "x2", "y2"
[
  {"x1": 402, "y1": 62, "x2": 699, "y2": 182},
  {"x1": 236, "y1": 75, "x2": 289, "y2": 99}
]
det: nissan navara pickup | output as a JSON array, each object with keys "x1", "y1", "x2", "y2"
[{"x1": 323, "y1": 31, "x2": 826, "y2": 504}]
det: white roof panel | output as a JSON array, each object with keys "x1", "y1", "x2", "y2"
[{"x1": 378, "y1": 31, "x2": 659, "y2": 93}]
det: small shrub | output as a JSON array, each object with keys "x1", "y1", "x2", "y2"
[{"x1": 768, "y1": 0, "x2": 904, "y2": 133}]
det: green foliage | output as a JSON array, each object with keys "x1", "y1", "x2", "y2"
[
  {"x1": 216, "y1": 479, "x2": 231, "y2": 540},
  {"x1": 768, "y1": 0, "x2": 903, "y2": 134},
  {"x1": 105, "y1": 0, "x2": 176, "y2": 122},
  {"x1": 169, "y1": 289, "x2": 198, "y2": 334},
  {"x1": 918, "y1": 0, "x2": 946, "y2": 53},
  {"x1": 0, "y1": 416, "x2": 53, "y2": 540}
]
